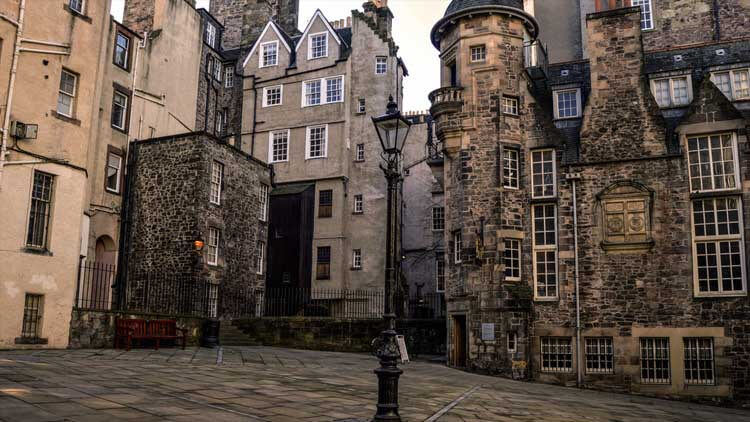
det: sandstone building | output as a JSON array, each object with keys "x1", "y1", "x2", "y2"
[{"x1": 430, "y1": 0, "x2": 750, "y2": 404}]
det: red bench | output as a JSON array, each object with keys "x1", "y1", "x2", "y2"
[{"x1": 115, "y1": 318, "x2": 187, "y2": 351}]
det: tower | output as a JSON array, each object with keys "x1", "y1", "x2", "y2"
[{"x1": 209, "y1": 0, "x2": 300, "y2": 51}]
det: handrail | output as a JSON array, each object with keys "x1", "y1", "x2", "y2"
[{"x1": 428, "y1": 86, "x2": 464, "y2": 105}]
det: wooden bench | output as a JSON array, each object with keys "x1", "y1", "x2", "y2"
[{"x1": 115, "y1": 318, "x2": 187, "y2": 351}]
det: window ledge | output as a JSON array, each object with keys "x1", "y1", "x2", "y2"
[
  {"x1": 352, "y1": 211, "x2": 363, "y2": 215},
  {"x1": 51, "y1": 111, "x2": 81, "y2": 126},
  {"x1": 354, "y1": 159, "x2": 365, "y2": 163},
  {"x1": 601, "y1": 240, "x2": 655, "y2": 252},
  {"x1": 694, "y1": 292, "x2": 747, "y2": 299},
  {"x1": 504, "y1": 113, "x2": 519, "y2": 118},
  {"x1": 15, "y1": 337, "x2": 48, "y2": 345},
  {"x1": 350, "y1": 267, "x2": 362, "y2": 271},
  {"x1": 22, "y1": 247, "x2": 52, "y2": 256},
  {"x1": 111, "y1": 125, "x2": 129, "y2": 135},
  {"x1": 534, "y1": 297, "x2": 559, "y2": 303},
  {"x1": 689, "y1": 190, "x2": 742, "y2": 199},
  {"x1": 105, "y1": 188, "x2": 122, "y2": 196},
  {"x1": 530, "y1": 197, "x2": 558, "y2": 204},
  {"x1": 63, "y1": 5, "x2": 92, "y2": 24}
]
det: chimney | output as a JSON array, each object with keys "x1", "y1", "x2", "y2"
[
  {"x1": 123, "y1": 0, "x2": 156, "y2": 34},
  {"x1": 373, "y1": 0, "x2": 388, "y2": 7},
  {"x1": 579, "y1": 6, "x2": 666, "y2": 161}
]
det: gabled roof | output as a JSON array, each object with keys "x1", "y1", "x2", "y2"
[
  {"x1": 295, "y1": 9, "x2": 347, "y2": 52},
  {"x1": 242, "y1": 21, "x2": 293, "y2": 68}
]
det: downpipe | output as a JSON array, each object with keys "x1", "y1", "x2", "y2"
[
  {"x1": 0, "y1": 0, "x2": 26, "y2": 192},
  {"x1": 566, "y1": 172, "x2": 583, "y2": 388}
]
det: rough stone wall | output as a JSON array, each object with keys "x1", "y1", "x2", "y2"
[
  {"x1": 123, "y1": 0, "x2": 156, "y2": 34},
  {"x1": 68, "y1": 310, "x2": 204, "y2": 348},
  {"x1": 210, "y1": 0, "x2": 299, "y2": 50}
]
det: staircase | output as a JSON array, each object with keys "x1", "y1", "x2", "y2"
[{"x1": 219, "y1": 321, "x2": 259, "y2": 346}]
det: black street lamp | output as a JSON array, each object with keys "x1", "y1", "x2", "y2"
[{"x1": 371, "y1": 95, "x2": 411, "y2": 422}]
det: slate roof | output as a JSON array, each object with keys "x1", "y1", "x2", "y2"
[{"x1": 444, "y1": 0, "x2": 524, "y2": 16}]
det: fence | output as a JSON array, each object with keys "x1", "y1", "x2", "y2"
[{"x1": 76, "y1": 261, "x2": 116, "y2": 311}]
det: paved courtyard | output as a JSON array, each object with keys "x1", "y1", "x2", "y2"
[{"x1": 0, "y1": 347, "x2": 748, "y2": 422}]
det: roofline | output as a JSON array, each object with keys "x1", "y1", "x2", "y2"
[
  {"x1": 430, "y1": 5, "x2": 539, "y2": 49},
  {"x1": 295, "y1": 9, "x2": 346, "y2": 52},
  {"x1": 242, "y1": 21, "x2": 293, "y2": 68}
]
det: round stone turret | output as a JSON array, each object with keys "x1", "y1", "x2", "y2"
[{"x1": 431, "y1": 0, "x2": 537, "y2": 48}]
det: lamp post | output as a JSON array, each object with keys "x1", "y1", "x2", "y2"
[{"x1": 371, "y1": 95, "x2": 411, "y2": 422}]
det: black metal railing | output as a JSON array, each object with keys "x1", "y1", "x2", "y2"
[
  {"x1": 261, "y1": 288, "x2": 385, "y2": 319},
  {"x1": 523, "y1": 40, "x2": 548, "y2": 77},
  {"x1": 76, "y1": 260, "x2": 117, "y2": 310}
]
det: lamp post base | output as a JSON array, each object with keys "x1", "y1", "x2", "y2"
[{"x1": 373, "y1": 328, "x2": 402, "y2": 422}]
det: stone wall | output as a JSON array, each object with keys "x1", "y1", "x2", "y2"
[{"x1": 209, "y1": 0, "x2": 300, "y2": 50}]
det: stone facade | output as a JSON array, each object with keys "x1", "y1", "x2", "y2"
[{"x1": 210, "y1": 0, "x2": 300, "y2": 51}]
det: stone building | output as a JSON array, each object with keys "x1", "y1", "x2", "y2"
[{"x1": 429, "y1": 0, "x2": 750, "y2": 404}]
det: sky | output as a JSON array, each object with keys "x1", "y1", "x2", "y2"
[{"x1": 110, "y1": 0, "x2": 450, "y2": 112}]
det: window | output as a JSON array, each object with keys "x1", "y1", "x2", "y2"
[
  {"x1": 114, "y1": 33, "x2": 130, "y2": 70},
  {"x1": 502, "y1": 97, "x2": 518, "y2": 115},
  {"x1": 263, "y1": 85, "x2": 283, "y2": 107},
  {"x1": 585, "y1": 337, "x2": 614, "y2": 374},
  {"x1": 205, "y1": 23, "x2": 216, "y2": 48},
  {"x1": 207, "y1": 283, "x2": 218, "y2": 318},
  {"x1": 533, "y1": 204, "x2": 557, "y2": 299},
  {"x1": 309, "y1": 33, "x2": 328, "y2": 59},
  {"x1": 206, "y1": 56, "x2": 214, "y2": 76},
  {"x1": 225, "y1": 67, "x2": 234, "y2": 88},
  {"x1": 21, "y1": 294, "x2": 43, "y2": 338},
  {"x1": 453, "y1": 230, "x2": 462, "y2": 264},
  {"x1": 507, "y1": 332, "x2": 517, "y2": 353},
  {"x1": 432, "y1": 206, "x2": 445, "y2": 231},
  {"x1": 553, "y1": 89, "x2": 580, "y2": 119},
  {"x1": 210, "y1": 161, "x2": 223, "y2": 205},
  {"x1": 503, "y1": 149, "x2": 519, "y2": 189},
  {"x1": 57, "y1": 70, "x2": 77, "y2": 117},
  {"x1": 260, "y1": 184, "x2": 269, "y2": 222},
  {"x1": 358, "y1": 98, "x2": 366, "y2": 113},
  {"x1": 214, "y1": 60, "x2": 222, "y2": 81},
  {"x1": 26, "y1": 171, "x2": 54, "y2": 249},
  {"x1": 631, "y1": 0, "x2": 654, "y2": 30},
  {"x1": 541, "y1": 337, "x2": 572, "y2": 373},
  {"x1": 353, "y1": 194, "x2": 363, "y2": 214},
  {"x1": 316, "y1": 246, "x2": 331, "y2": 279},
  {"x1": 687, "y1": 133, "x2": 738, "y2": 192},
  {"x1": 436, "y1": 259, "x2": 445, "y2": 292},
  {"x1": 355, "y1": 143, "x2": 365, "y2": 161},
  {"x1": 269, "y1": 130, "x2": 289, "y2": 163},
  {"x1": 684, "y1": 338, "x2": 715, "y2": 385},
  {"x1": 692, "y1": 197, "x2": 745, "y2": 295},
  {"x1": 326, "y1": 77, "x2": 343, "y2": 103},
  {"x1": 503, "y1": 239, "x2": 521, "y2": 281},
  {"x1": 352, "y1": 249, "x2": 362, "y2": 269},
  {"x1": 256, "y1": 241, "x2": 265, "y2": 275},
  {"x1": 261, "y1": 41, "x2": 278, "y2": 67},
  {"x1": 376, "y1": 56, "x2": 387, "y2": 74},
  {"x1": 531, "y1": 149, "x2": 556, "y2": 198},
  {"x1": 306, "y1": 125, "x2": 327, "y2": 159},
  {"x1": 651, "y1": 76, "x2": 691, "y2": 108},
  {"x1": 711, "y1": 69, "x2": 750, "y2": 101},
  {"x1": 640, "y1": 337, "x2": 670, "y2": 384},
  {"x1": 207, "y1": 227, "x2": 220, "y2": 266},
  {"x1": 111, "y1": 91, "x2": 128, "y2": 131},
  {"x1": 319, "y1": 189, "x2": 333, "y2": 218},
  {"x1": 304, "y1": 79, "x2": 321, "y2": 106},
  {"x1": 470, "y1": 45, "x2": 486, "y2": 62},
  {"x1": 69, "y1": 0, "x2": 84, "y2": 14},
  {"x1": 215, "y1": 110, "x2": 224, "y2": 135},
  {"x1": 303, "y1": 76, "x2": 344, "y2": 106},
  {"x1": 105, "y1": 150, "x2": 123, "y2": 194}
]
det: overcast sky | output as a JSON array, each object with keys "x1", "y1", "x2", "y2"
[{"x1": 110, "y1": 0, "x2": 449, "y2": 111}]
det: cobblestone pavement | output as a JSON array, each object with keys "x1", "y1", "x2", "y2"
[{"x1": 0, "y1": 347, "x2": 748, "y2": 422}]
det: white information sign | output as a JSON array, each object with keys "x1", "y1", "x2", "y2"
[
  {"x1": 481, "y1": 323, "x2": 495, "y2": 341},
  {"x1": 396, "y1": 335, "x2": 409, "y2": 363}
]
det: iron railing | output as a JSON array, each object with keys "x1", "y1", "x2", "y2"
[
  {"x1": 523, "y1": 40, "x2": 548, "y2": 77},
  {"x1": 76, "y1": 260, "x2": 117, "y2": 310}
]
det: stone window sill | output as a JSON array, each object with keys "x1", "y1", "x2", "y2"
[
  {"x1": 22, "y1": 247, "x2": 53, "y2": 256},
  {"x1": 689, "y1": 190, "x2": 742, "y2": 199},
  {"x1": 350, "y1": 267, "x2": 362, "y2": 271},
  {"x1": 15, "y1": 337, "x2": 48, "y2": 345},
  {"x1": 600, "y1": 240, "x2": 655, "y2": 252},
  {"x1": 63, "y1": 5, "x2": 92, "y2": 24},
  {"x1": 694, "y1": 292, "x2": 747, "y2": 299},
  {"x1": 51, "y1": 111, "x2": 82, "y2": 126}
]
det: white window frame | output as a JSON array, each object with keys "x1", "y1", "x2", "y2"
[
  {"x1": 352, "y1": 249, "x2": 362, "y2": 269},
  {"x1": 711, "y1": 68, "x2": 750, "y2": 101},
  {"x1": 640, "y1": 337, "x2": 671, "y2": 384},
  {"x1": 503, "y1": 148, "x2": 519, "y2": 189},
  {"x1": 206, "y1": 23, "x2": 216, "y2": 49},
  {"x1": 256, "y1": 240, "x2": 265, "y2": 275},
  {"x1": 470, "y1": 45, "x2": 486, "y2": 62},
  {"x1": 453, "y1": 231, "x2": 462, "y2": 264},
  {"x1": 531, "y1": 149, "x2": 556, "y2": 198},
  {"x1": 305, "y1": 125, "x2": 328, "y2": 160},
  {"x1": 503, "y1": 238, "x2": 521, "y2": 281},
  {"x1": 650, "y1": 75, "x2": 693, "y2": 108},
  {"x1": 268, "y1": 129, "x2": 290, "y2": 163},
  {"x1": 260, "y1": 184, "x2": 269, "y2": 222},
  {"x1": 215, "y1": 110, "x2": 224, "y2": 134},
  {"x1": 507, "y1": 332, "x2": 517, "y2": 353},
  {"x1": 111, "y1": 91, "x2": 128, "y2": 130},
  {"x1": 376, "y1": 56, "x2": 388, "y2": 74},
  {"x1": 353, "y1": 194, "x2": 364, "y2": 214},
  {"x1": 57, "y1": 69, "x2": 77, "y2": 118},
  {"x1": 686, "y1": 133, "x2": 739, "y2": 193},
  {"x1": 432, "y1": 206, "x2": 445, "y2": 231},
  {"x1": 532, "y1": 204, "x2": 558, "y2": 300},
  {"x1": 225, "y1": 66, "x2": 234, "y2": 88},
  {"x1": 541, "y1": 337, "x2": 573, "y2": 373},
  {"x1": 114, "y1": 32, "x2": 130, "y2": 70},
  {"x1": 210, "y1": 161, "x2": 223, "y2": 205},
  {"x1": 691, "y1": 197, "x2": 746, "y2": 297},
  {"x1": 207, "y1": 227, "x2": 220, "y2": 266},
  {"x1": 632, "y1": 0, "x2": 654, "y2": 30},
  {"x1": 358, "y1": 98, "x2": 366, "y2": 113},
  {"x1": 308, "y1": 32, "x2": 328, "y2": 60},
  {"x1": 263, "y1": 85, "x2": 283, "y2": 107},
  {"x1": 302, "y1": 76, "x2": 345, "y2": 107},
  {"x1": 214, "y1": 60, "x2": 222, "y2": 81},
  {"x1": 105, "y1": 152, "x2": 123, "y2": 194},
  {"x1": 69, "y1": 0, "x2": 84, "y2": 14},
  {"x1": 436, "y1": 259, "x2": 445, "y2": 292},
  {"x1": 553, "y1": 88, "x2": 581, "y2": 119},
  {"x1": 585, "y1": 337, "x2": 614, "y2": 374},
  {"x1": 355, "y1": 143, "x2": 365, "y2": 161},
  {"x1": 260, "y1": 41, "x2": 279, "y2": 68},
  {"x1": 502, "y1": 97, "x2": 518, "y2": 115},
  {"x1": 684, "y1": 337, "x2": 715, "y2": 385}
]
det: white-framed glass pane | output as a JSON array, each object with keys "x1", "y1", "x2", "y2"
[
  {"x1": 531, "y1": 150, "x2": 555, "y2": 198},
  {"x1": 305, "y1": 80, "x2": 321, "y2": 106},
  {"x1": 672, "y1": 77, "x2": 689, "y2": 105},
  {"x1": 308, "y1": 126, "x2": 326, "y2": 158},
  {"x1": 356, "y1": 143, "x2": 365, "y2": 161},
  {"x1": 352, "y1": 249, "x2": 362, "y2": 269},
  {"x1": 733, "y1": 69, "x2": 750, "y2": 99},
  {"x1": 310, "y1": 34, "x2": 327, "y2": 58},
  {"x1": 503, "y1": 149, "x2": 519, "y2": 189},
  {"x1": 271, "y1": 130, "x2": 288, "y2": 162},
  {"x1": 687, "y1": 134, "x2": 736, "y2": 192},
  {"x1": 453, "y1": 231, "x2": 462, "y2": 263},
  {"x1": 640, "y1": 338, "x2": 670, "y2": 383},
  {"x1": 225, "y1": 67, "x2": 234, "y2": 88},
  {"x1": 210, "y1": 161, "x2": 223, "y2": 205},
  {"x1": 503, "y1": 97, "x2": 518, "y2": 115},
  {"x1": 106, "y1": 153, "x2": 122, "y2": 192},
  {"x1": 376, "y1": 57, "x2": 387, "y2": 74},
  {"x1": 256, "y1": 241, "x2": 265, "y2": 274},
  {"x1": 114, "y1": 33, "x2": 129, "y2": 68},
  {"x1": 111, "y1": 92, "x2": 127, "y2": 129},
  {"x1": 262, "y1": 42, "x2": 278, "y2": 67},
  {"x1": 69, "y1": 0, "x2": 84, "y2": 13},
  {"x1": 326, "y1": 77, "x2": 342, "y2": 103},
  {"x1": 432, "y1": 206, "x2": 445, "y2": 231},
  {"x1": 541, "y1": 337, "x2": 572, "y2": 372},
  {"x1": 260, "y1": 185, "x2": 269, "y2": 222},
  {"x1": 206, "y1": 24, "x2": 216, "y2": 48},
  {"x1": 712, "y1": 72, "x2": 732, "y2": 99},
  {"x1": 684, "y1": 338, "x2": 714, "y2": 385},
  {"x1": 265, "y1": 86, "x2": 282, "y2": 106},
  {"x1": 652, "y1": 79, "x2": 671, "y2": 107},
  {"x1": 436, "y1": 259, "x2": 445, "y2": 292},
  {"x1": 470, "y1": 45, "x2": 486, "y2": 62},
  {"x1": 555, "y1": 90, "x2": 578, "y2": 118},
  {"x1": 585, "y1": 337, "x2": 614, "y2": 374},
  {"x1": 207, "y1": 227, "x2": 220, "y2": 266},
  {"x1": 503, "y1": 239, "x2": 520, "y2": 280},
  {"x1": 632, "y1": 0, "x2": 653, "y2": 30},
  {"x1": 57, "y1": 70, "x2": 76, "y2": 116}
]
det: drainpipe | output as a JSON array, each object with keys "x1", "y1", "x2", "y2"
[
  {"x1": 0, "y1": 0, "x2": 25, "y2": 192},
  {"x1": 566, "y1": 172, "x2": 583, "y2": 387},
  {"x1": 712, "y1": 0, "x2": 721, "y2": 41}
]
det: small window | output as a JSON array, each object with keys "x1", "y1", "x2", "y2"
[
  {"x1": 503, "y1": 239, "x2": 521, "y2": 281},
  {"x1": 353, "y1": 194, "x2": 364, "y2": 214},
  {"x1": 215, "y1": 110, "x2": 224, "y2": 135},
  {"x1": 470, "y1": 45, "x2": 486, "y2": 62},
  {"x1": 640, "y1": 337, "x2": 670, "y2": 384},
  {"x1": 263, "y1": 85, "x2": 283, "y2": 107},
  {"x1": 632, "y1": 0, "x2": 654, "y2": 30},
  {"x1": 316, "y1": 246, "x2": 331, "y2": 279},
  {"x1": 207, "y1": 283, "x2": 218, "y2": 318},
  {"x1": 453, "y1": 230, "x2": 462, "y2": 264},
  {"x1": 687, "y1": 133, "x2": 738, "y2": 192},
  {"x1": 502, "y1": 97, "x2": 518, "y2": 115},
  {"x1": 206, "y1": 23, "x2": 216, "y2": 48},
  {"x1": 355, "y1": 143, "x2": 365, "y2": 161},
  {"x1": 210, "y1": 161, "x2": 223, "y2": 205},
  {"x1": 326, "y1": 77, "x2": 343, "y2": 103},
  {"x1": 269, "y1": 130, "x2": 289, "y2": 163},
  {"x1": 533, "y1": 204, "x2": 557, "y2": 299},
  {"x1": 531, "y1": 149, "x2": 556, "y2": 198},
  {"x1": 319, "y1": 189, "x2": 333, "y2": 218},
  {"x1": 21, "y1": 294, "x2": 44, "y2": 339},
  {"x1": 585, "y1": 337, "x2": 614, "y2": 374},
  {"x1": 503, "y1": 149, "x2": 519, "y2": 189},
  {"x1": 303, "y1": 76, "x2": 344, "y2": 107},
  {"x1": 304, "y1": 79, "x2": 321, "y2": 106},
  {"x1": 553, "y1": 89, "x2": 580, "y2": 119},
  {"x1": 261, "y1": 41, "x2": 278, "y2": 67},
  {"x1": 306, "y1": 125, "x2": 327, "y2": 159},
  {"x1": 309, "y1": 33, "x2": 328, "y2": 59},
  {"x1": 206, "y1": 56, "x2": 214, "y2": 76},
  {"x1": 26, "y1": 171, "x2": 55, "y2": 249},
  {"x1": 214, "y1": 60, "x2": 222, "y2": 81},
  {"x1": 114, "y1": 32, "x2": 130, "y2": 70},
  {"x1": 105, "y1": 150, "x2": 123, "y2": 194},
  {"x1": 111, "y1": 91, "x2": 128, "y2": 131},
  {"x1": 358, "y1": 98, "x2": 366, "y2": 113},
  {"x1": 376, "y1": 56, "x2": 387, "y2": 74},
  {"x1": 507, "y1": 332, "x2": 517, "y2": 353},
  {"x1": 436, "y1": 259, "x2": 445, "y2": 292},
  {"x1": 69, "y1": 0, "x2": 84, "y2": 14},
  {"x1": 57, "y1": 69, "x2": 77, "y2": 117},
  {"x1": 259, "y1": 184, "x2": 269, "y2": 222},
  {"x1": 225, "y1": 67, "x2": 234, "y2": 88},
  {"x1": 651, "y1": 76, "x2": 692, "y2": 108},
  {"x1": 432, "y1": 206, "x2": 445, "y2": 231},
  {"x1": 541, "y1": 337, "x2": 572, "y2": 373},
  {"x1": 712, "y1": 69, "x2": 750, "y2": 100},
  {"x1": 684, "y1": 338, "x2": 715, "y2": 385},
  {"x1": 207, "y1": 227, "x2": 220, "y2": 266},
  {"x1": 256, "y1": 240, "x2": 265, "y2": 275},
  {"x1": 352, "y1": 249, "x2": 362, "y2": 269}
]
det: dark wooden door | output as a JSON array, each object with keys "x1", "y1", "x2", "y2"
[
  {"x1": 452, "y1": 315, "x2": 467, "y2": 367},
  {"x1": 267, "y1": 184, "x2": 315, "y2": 290}
]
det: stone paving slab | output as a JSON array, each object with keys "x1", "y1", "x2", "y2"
[{"x1": 0, "y1": 347, "x2": 748, "y2": 421}]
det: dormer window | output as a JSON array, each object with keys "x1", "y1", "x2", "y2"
[
  {"x1": 309, "y1": 33, "x2": 328, "y2": 59},
  {"x1": 711, "y1": 69, "x2": 750, "y2": 101},
  {"x1": 261, "y1": 41, "x2": 278, "y2": 67},
  {"x1": 651, "y1": 75, "x2": 692, "y2": 108},
  {"x1": 206, "y1": 23, "x2": 216, "y2": 49},
  {"x1": 553, "y1": 88, "x2": 581, "y2": 119}
]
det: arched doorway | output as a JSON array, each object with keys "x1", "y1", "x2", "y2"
[{"x1": 90, "y1": 236, "x2": 116, "y2": 309}]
